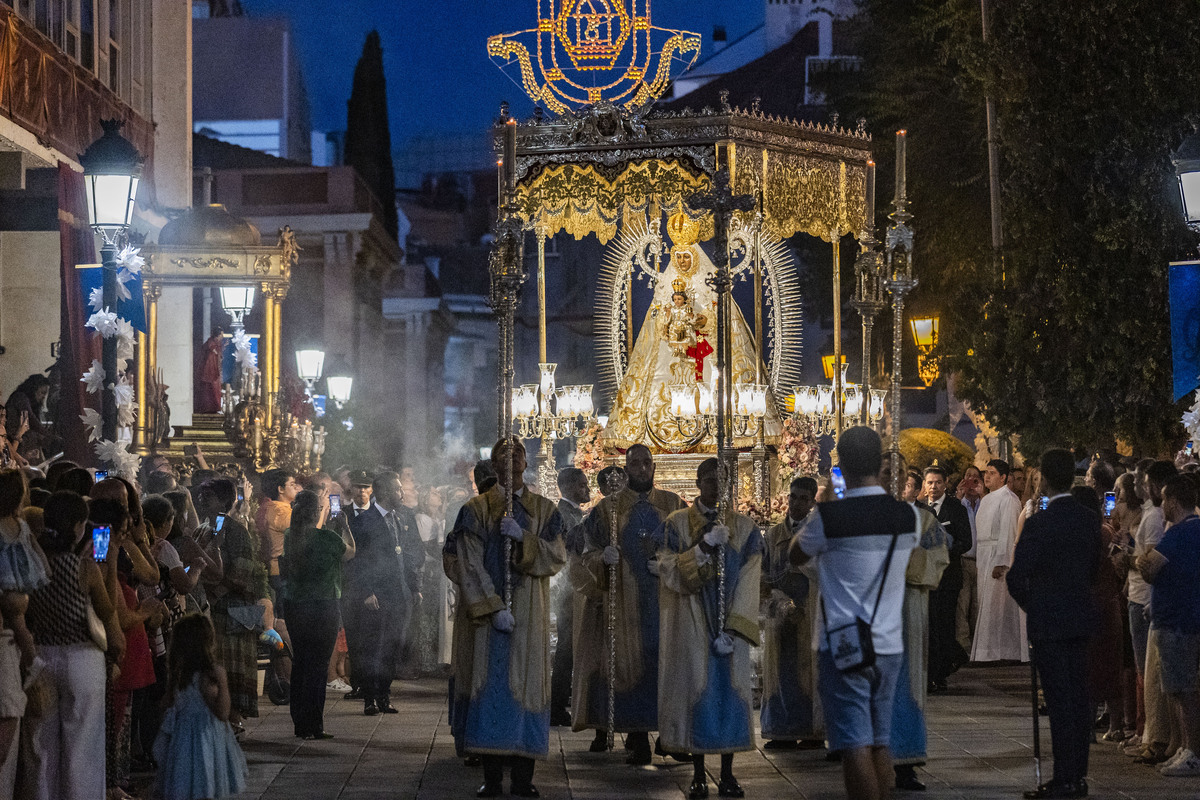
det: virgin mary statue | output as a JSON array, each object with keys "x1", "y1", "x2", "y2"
[{"x1": 602, "y1": 213, "x2": 781, "y2": 454}]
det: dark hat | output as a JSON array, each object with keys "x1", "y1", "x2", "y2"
[{"x1": 349, "y1": 470, "x2": 372, "y2": 487}]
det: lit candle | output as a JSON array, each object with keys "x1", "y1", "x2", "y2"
[
  {"x1": 866, "y1": 160, "x2": 876, "y2": 225},
  {"x1": 895, "y1": 130, "x2": 907, "y2": 202},
  {"x1": 504, "y1": 119, "x2": 517, "y2": 199}
]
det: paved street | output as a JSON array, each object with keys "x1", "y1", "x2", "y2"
[{"x1": 227, "y1": 665, "x2": 1196, "y2": 800}]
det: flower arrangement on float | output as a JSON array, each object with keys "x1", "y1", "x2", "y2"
[{"x1": 573, "y1": 420, "x2": 606, "y2": 478}]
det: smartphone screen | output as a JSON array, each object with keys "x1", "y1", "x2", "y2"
[
  {"x1": 830, "y1": 466, "x2": 846, "y2": 500},
  {"x1": 329, "y1": 494, "x2": 342, "y2": 517},
  {"x1": 214, "y1": 514, "x2": 227, "y2": 534},
  {"x1": 237, "y1": 489, "x2": 245, "y2": 504},
  {"x1": 92, "y1": 525, "x2": 111, "y2": 562},
  {"x1": 1104, "y1": 491, "x2": 1117, "y2": 518},
  {"x1": 1188, "y1": 442, "x2": 1195, "y2": 457},
  {"x1": 94, "y1": 469, "x2": 109, "y2": 482},
  {"x1": 1038, "y1": 496, "x2": 1049, "y2": 511}
]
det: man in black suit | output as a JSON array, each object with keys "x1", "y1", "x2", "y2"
[
  {"x1": 924, "y1": 465, "x2": 971, "y2": 692},
  {"x1": 346, "y1": 470, "x2": 423, "y2": 715},
  {"x1": 1007, "y1": 448, "x2": 1102, "y2": 799}
]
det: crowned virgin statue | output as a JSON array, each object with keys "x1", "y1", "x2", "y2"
[{"x1": 602, "y1": 213, "x2": 781, "y2": 453}]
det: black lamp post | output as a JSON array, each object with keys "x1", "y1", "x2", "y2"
[{"x1": 80, "y1": 119, "x2": 143, "y2": 448}]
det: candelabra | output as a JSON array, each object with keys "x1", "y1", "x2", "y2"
[
  {"x1": 885, "y1": 130, "x2": 918, "y2": 497},
  {"x1": 669, "y1": 380, "x2": 768, "y2": 440},
  {"x1": 511, "y1": 363, "x2": 596, "y2": 494},
  {"x1": 793, "y1": 363, "x2": 885, "y2": 435},
  {"x1": 850, "y1": 159, "x2": 888, "y2": 429}
]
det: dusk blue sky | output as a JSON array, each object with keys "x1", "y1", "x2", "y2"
[{"x1": 240, "y1": 1, "x2": 764, "y2": 140}]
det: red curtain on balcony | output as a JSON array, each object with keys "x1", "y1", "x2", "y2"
[{"x1": 57, "y1": 163, "x2": 99, "y2": 465}]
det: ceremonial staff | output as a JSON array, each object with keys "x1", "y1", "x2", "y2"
[
  {"x1": 688, "y1": 167, "x2": 755, "y2": 635},
  {"x1": 490, "y1": 114, "x2": 526, "y2": 609},
  {"x1": 605, "y1": 473, "x2": 620, "y2": 751}
]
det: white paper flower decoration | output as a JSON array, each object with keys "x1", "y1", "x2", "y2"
[
  {"x1": 115, "y1": 318, "x2": 136, "y2": 363},
  {"x1": 117, "y1": 400, "x2": 138, "y2": 428},
  {"x1": 94, "y1": 438, "x2": 127, "y2": 465},
  {"x1": 112, "y1": 375, "x2": 136, "y2": 410},
  {"x1": 88, "y1": 287, "x2": 104, "y2": 313},
  {"x1": 115, "y1": 278, "x2": 132, "y2": 302},
  {"x1": 81, "y1": 360, "x2": 106, "y2": 394},
  {"x1": 116, "y1": 245, "x2": 144, "y2": 276},
  {"x1": 85, "y1": 309, "x2": 119, "y2": 338},
  {"x1": 79, "y1": 408, "x2": 102, "y2": 442}
]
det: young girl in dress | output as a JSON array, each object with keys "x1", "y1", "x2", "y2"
[{"x1": 153, "y1": 614, "x2": 248, "y2": 800}]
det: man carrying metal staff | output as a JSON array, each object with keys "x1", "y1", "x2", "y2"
[
  {"x1": 447, "y1": 437, "x2": 567, "y2": 798},
  {"x1": 573, "y1": 444, "x2": 685, "y2": 764}
]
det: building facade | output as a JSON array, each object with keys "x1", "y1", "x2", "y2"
[{"x1": 0, "y1": 0, "x2": 192, "y2": 428}]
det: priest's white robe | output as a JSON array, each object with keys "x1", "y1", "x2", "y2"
[{"x1": 970, "y1": 485, "x2": 1028, "y2": 662}]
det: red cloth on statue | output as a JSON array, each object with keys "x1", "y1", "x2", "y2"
[
  {"x1": 686, "y1": 336, "x2": 713, "y2": 382},
  {"x1": 196, "y1": 333, "x2": 224, "y2": 413}
]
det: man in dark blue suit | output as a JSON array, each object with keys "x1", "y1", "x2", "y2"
[
  {"x1": 346, "y1": 470, "x2": 423, "y2": 715},
  {"x1": 1007, "y1": 448, "x2": 1103, "y2": 799}
]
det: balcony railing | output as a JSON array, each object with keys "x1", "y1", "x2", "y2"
[{"x1": 0, "y1": 6, "x2": 153, "y2": 169}]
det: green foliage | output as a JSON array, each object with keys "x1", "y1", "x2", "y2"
[
  {"x1": 815, "y1": 0, "x2": 1200, "y2": 456},
  {"x1": 898, "y1": 427, "x2": 976, "y2": 479}
]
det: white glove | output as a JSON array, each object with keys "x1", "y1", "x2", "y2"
[
  {"x1": 601, "y1": 545, "x2": 620, "y2": 566},
  {"x1": 500, "y1": 517, "x2": 524, "y2": 542},
  {"x1": 646, "y1": 557, "x2": 660, "y2": 577},
  {"x1": 711, "y1": 632, "x2": 734, "y2": 656},
  {"x1": 703, "y1": 524, "x2": 730, "y2": 548},
  {"x1": 492, "y1": 609, "x2": 515, "y2": 633}
]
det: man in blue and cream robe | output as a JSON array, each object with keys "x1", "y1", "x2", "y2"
[
  {"x1": 574, "y1": 444, "x2": 685, "y2": 763},
  {"x1": 448, "y1": 437, "x2": 567, "y2": 798},
  {"x1": 891, "y1": 490, "x2": 951, "y2": 791},
  {"x1": 656, "y1": 458, "x2": 762, "y2": 800},
  {"x1": 760, "y1": 476, "x2": 824, "y2": 748}
]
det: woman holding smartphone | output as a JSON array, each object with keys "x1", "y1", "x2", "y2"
[{"x1": 282, "y1": 490, "x2": 355, "y2": 739}]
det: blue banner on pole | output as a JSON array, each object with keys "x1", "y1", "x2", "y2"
[
  {"x1": 78, "y1": 269, "x2": 147, "y2": 334},
  {"x1": 1169, "y1": 260, "x2": 1200, "y2": 402}
]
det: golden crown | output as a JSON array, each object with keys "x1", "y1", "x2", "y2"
[
  {"x1": 671, "y1": 277, "x2": 688, "y2": 294},
  {"x1": 666, "y1": 212, "x2": 700, "y2": 249}
]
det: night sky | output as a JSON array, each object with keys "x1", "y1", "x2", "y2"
[{"x1": 239, "y1": 1, "x2": 764, "y2": 140}]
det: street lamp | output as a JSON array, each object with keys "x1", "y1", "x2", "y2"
[
  {"x1": 909, "y1": 314, "x2": 940, "y2": 387},
  {"x1": 219, "y1": 286, "x2": 255, "y2": 329},
  {"x1": 80, "y1": 119, "x2": 143, "y2": 448},
  {"x1": 295, "y1": 349, "x2": 325, "y2": 393},
  {"x1": 1172, "y1": 131, "x2": 1200, "y2": 234},
  {"x1": 326, "y1": 374, "x2": 353, "y2": 409}
]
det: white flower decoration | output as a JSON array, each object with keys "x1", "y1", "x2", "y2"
[
  {"x1": 94, "y1": 438, "x2": 127, "y2": 465},
  {"x1": 81, "y1": 360, "x2": 106, "y2": 394},
  {"x1": 88, "y1": 287, "x2": 104, "y2": 313},
  {"x1": 115, "y1": 277, "x2": 132, "y2": 303},
  {"x1": 115, "y1": 318, "x2": 136, "y2": 363},
  {"x1": 116, "y1": 245, "x2": 144, "y2": 276},
  {"x1": 112, "y1": 375, "x2": 136, "y2": 410},
  {"x1": 79, "y1": 408, "x2": 102, "y2": 442},
  {"x1": 117, "y1": 400, "x2": 138, "y2": 428},
  {"x1": 85, "y1": 309, "x2": 119, "y2": 338}
]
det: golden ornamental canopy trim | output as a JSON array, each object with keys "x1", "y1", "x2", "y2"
[{"x1": 488, "y1": 1, "x2": 701, "y2": 114}]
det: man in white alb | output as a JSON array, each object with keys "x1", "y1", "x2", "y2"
[{"x1": 971, "y1": 459, "x2": 1028, "y2": 663}]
